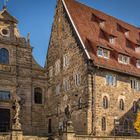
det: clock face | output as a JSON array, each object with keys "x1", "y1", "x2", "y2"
[{"x1": 0, "y1": 28, "x2": 10, "y2": 37}]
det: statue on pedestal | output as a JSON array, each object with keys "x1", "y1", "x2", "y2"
[{"x1": 12, "y1": 99, "x2": 21, "y2": 130}]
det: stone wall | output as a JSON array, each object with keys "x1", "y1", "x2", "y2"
[{"x1": 46, "y1": 0, "x2": 89, "y2": 135}]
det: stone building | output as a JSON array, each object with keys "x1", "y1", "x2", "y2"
[
  {"x1": 1, "y1": 0, "x2": 140, "y2": 139},
  {"x1": 0, "y1": 7, "x2": 47, "y2": 136},
  {"x1": 46, "y1": 0, "x2": 140, "y2": 137}
]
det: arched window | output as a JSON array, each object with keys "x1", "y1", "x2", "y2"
[
  {"x1": 34, "y1": 87, "x2": 42, "y2": 104},
  {"x1": 133, "y1": 101, "x2": 137, "y2": 113},
  {"x1": 119, "y1": 99, "x2": 124, "y2": 110},
  {"x1": 124, "y1": 119, "x2": 129, "y2": 132},
  {"x1": 103, "y1": 96, "x2": 108, "y2": 109},
  {"x1": 102, "y1": 117, "x2": 106, "y2": 131},
  {"x1": 0, "y1": 48, "x2": 9, "y2": 64}
]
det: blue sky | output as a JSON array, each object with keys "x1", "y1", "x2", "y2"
[{"x1": 0, "y1": 0, "x2": 140, "y2": 67}]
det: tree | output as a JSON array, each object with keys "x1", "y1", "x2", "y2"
[{"x1": 134, "y1": 110, "x2": 140, "y2": 133}]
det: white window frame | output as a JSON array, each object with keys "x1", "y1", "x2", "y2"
[
  {"x1": 55, "y1": 59, "x2": 60, "y2": 75},
  {"x1": 136, "y1": 60, "x2": 140, "y2": 68},
  {"x1": 97, "y1": 47, "x2": 110, "y2": 59},
  {"x1": 63, "y1": 54, "x2": 70, "y2": 69},
  {"x1": 105, "y1": 74, "x2": 116, "y2": 86},
  {"x1": 56, "y1": 84, "x2": 61, "y2": 95},
  {"x1": 118, "y1": 54, "x2": 130, "y2": 65},
  {"x1": 49, "y1": 66, "x2": 53, "y2": 78},
  {"x1": 131, "y1": 79, "x2": 140, "y2": 91},
  {"x1": 74, "y1": 73, "x2": 81, "y2": 86},
  {"x1": 63, "y1": 78, "x2": 70, "y2": 91},
  {"x1": 109, "y1": 36, "x2": 115, "y2": 45}
]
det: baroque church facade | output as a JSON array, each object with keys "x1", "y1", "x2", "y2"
[{"x1": 0, "y1": 0, "x2": 140, "y2": 138}]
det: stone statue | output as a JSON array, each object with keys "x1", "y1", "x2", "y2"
[
  {"x1": 12, "y1": 99, "x2": 21, "y2": 130},
  {"x1": 64, "y1": 105, "x2": 71, "y2": 120}
]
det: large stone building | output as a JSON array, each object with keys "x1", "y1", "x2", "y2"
[
  {"x1": 0, "y1": 0, "x2": 140, "y2": 139},
  {"x1": 46, "y1": 0, "x2": 140, "y2": 137}
]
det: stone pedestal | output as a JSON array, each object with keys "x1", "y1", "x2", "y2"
[
  {"x1": 11, "y1": 130, "x2": 23, "y2": 140},
  {"x1": 62, "y1": 120, "x2": 75, "y2": 140}
]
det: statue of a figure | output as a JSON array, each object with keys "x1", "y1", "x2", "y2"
[
  {"x1": 12, "y1": 99, "x2": 21, "y2": 130},
  {"x1": 64, "y1": 105, "x2": 71, "y2": 120}
]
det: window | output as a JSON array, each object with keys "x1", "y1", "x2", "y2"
[
  {"x1": 125, "y1": 31, "x2": 129, "y2": 37},
  {"x1": 78, "y1": 97, "x2": 82, "y2": 109},
  {"x1": 0, "y1": 48, "x2": 9, "y2": 64},
  {"x1": 136, "y1": 60, "x2": 140, "y2": 68},
  {"x1": 102, "y1": 117, "x2": 106, "y2": 131},
  {"x1": 0, "y1": 91, "x2": 10, "y2": 100},
  {"x1": 63, "y1": 54, "x2": 70, "y2": 69},
  {"x1": 56, "y1": 84, "x2": 60, "y2": 95},
  {"x1": 106, "y1": 74, "x2": 116, "y2": 86},
  {"x1": 133, "y1": 101, "x2": 137, "y2": 113},
  {"x1": 99, "y1": 21, "x2": 105, "y2": 28},
  {"x1": 131, "y1": 79, "x2": 140, "y2": 91},
  {"x1": 119, "y1": 99, "x2": 124, "y2": 111},
  {"x1": 74, "y1": 74, "x2": 81, "y2": 86},
  {"x1": 109, "y1": 36, "x2": 115, "y2": 44},
  {"x1": 49, "y1": 66, "x2": 53, "y2": 78},
  {"x1": 103, "y1": 96, "x2": 108, "y2": 109},
  {"x1": 63, "y1": 78, "x2": 70, "y2": 91},
  {"x1": 118, "y1": 54, "x2": 130, "y2": 64},
  {"x1": 34, "y1": 87, "x2": 42, "y2": 104},
  {"x1": 55, "y1": 60, "x2": 60, "y2": 75},
  {"x1": 97, "y1": 47, "x2": 110, "y2": 59},
  {"x1": 123, "y1": 119, "x2": 129, "y2": 132}
]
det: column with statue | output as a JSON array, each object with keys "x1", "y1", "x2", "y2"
[{"x1": 11, "y1": 97, "x2": 23, "y2": 140}]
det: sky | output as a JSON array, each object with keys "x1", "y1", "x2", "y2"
[{"x1": 0, "y1": 0, "x2": 140, "y2": 67}]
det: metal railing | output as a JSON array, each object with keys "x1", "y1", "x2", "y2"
[{"x1": 0, "y1": 122, "x2": 10, "y2": 132}]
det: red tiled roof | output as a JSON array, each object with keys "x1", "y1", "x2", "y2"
[{"x1": 63, "y1": 0, "x2": 140, "y2": 77}]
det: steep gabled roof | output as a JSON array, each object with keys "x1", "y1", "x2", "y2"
[
  {"x1": 62, "y1": 0, "x2": 140, "y2": 77},
  {"x1": 0, "y1": 8, "x2": 18, "y2": 23}
]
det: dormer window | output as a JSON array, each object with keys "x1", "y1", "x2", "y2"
[
  {"x1": 109, "y1": 36, "x2": 115, "y2": 45},
  {"x1": 136, "y1": 60, "x2": 140, "y2": 68},
  {"x1": 118, "y1": 54, "x2": 130, "y2": 64},
  {"x1": 125, "y1": 31, "x2": 129, "y2": 37},
  {"x1": 97, "y1": 47, "x2": 110, "y2": 59},
  {"x1": 99, "y1": 21, "x2": 105, "y2": 28}
]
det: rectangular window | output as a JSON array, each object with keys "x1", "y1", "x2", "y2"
[
  {"x1": 106, "y1": 74, "x2": 116, "y2": 86},
  {"x1": 118, "y1": 54, "x2": 130, "y2": 64},
  {"x1": 74, "y1": 74, "x2": 81, "y2": 86},
  {"x1": 63, "y1": 78, "x2": 70, "y2": 91},
  {"x1": 63, "y1": 54, "x2": 70, "y2": 69},
  {"x1": 109, "y1": 36, "x2": 115, "y2": 44},
  {"x1": 0, "y1": 91, "x2": 10, "y2": 100},
  {"x1": 56, "y1": 84, "x2": 60, "y2": 95},
  {"x1": 125, "y1": 31, "x2": 129, "y2": 37},
  {"x1": 55, "y1": 60, "x2": 60, "y2": 75},
  {"x1": 131, "y1": 79, "x2": 140, "y2": 91},
  {"x1": 136, "y1": 60, "x2": 140, "y2": 68},
  {"x1": 49, "y1": 66, "x2": 53, "y2": 78},
  {"x1": 97, "y1": 47, "x2": 110, "y2": 59}
]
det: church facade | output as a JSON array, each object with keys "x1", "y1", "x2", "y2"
[
  {"x1": 0, "y1": 0, "x2": 140, "y2": 138},
  {"x1": 0, "y1": 7, "x2": 47, "y2": 136}
]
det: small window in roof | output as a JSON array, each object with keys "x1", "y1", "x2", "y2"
[
  {"x1": 97, "y1": 47, "x2": 110, "y2": 59},
  {"x1": 136, "y1": 60, "x2": 140, "y2": 68},
  {"x1": 118, "y1": 54, "x2": 130, "y2": 65}
]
